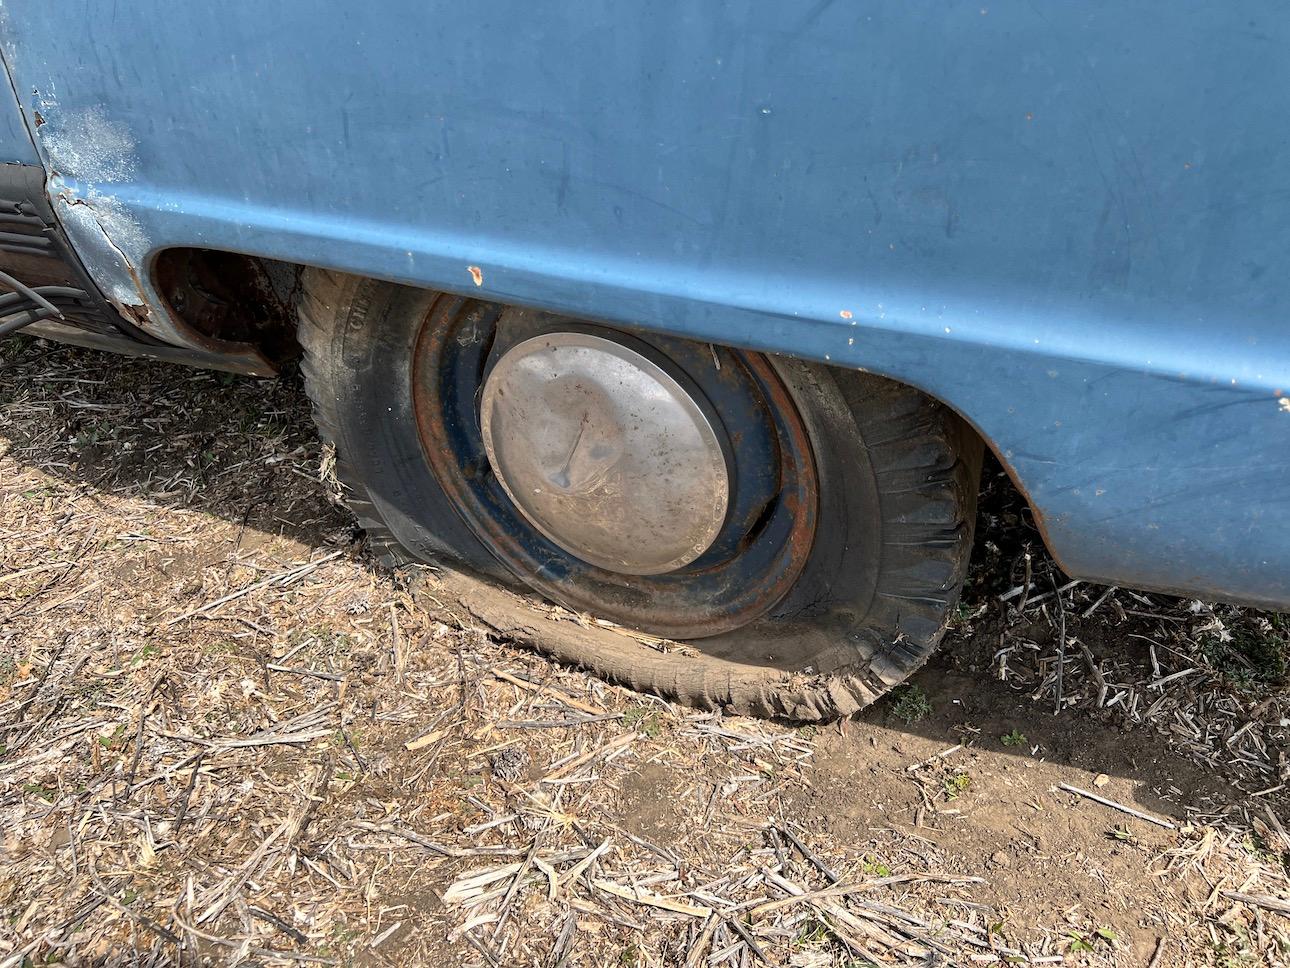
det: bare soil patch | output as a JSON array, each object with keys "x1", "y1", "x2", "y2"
[{"x1": 2, "y1": 335, "x2": 1288, "y2": 966}]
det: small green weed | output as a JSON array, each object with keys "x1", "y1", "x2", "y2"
[
  {"x1": 793, "y1": 918, "x2": 831, "y2": 947},
  {"x1": 22, "y1": 782, "x2": 57, "y2": 801},
  {"x1": 1066, "y1": 928, "x2": 1115, "y2": 954},
  {"x1": 130, "y1": 644, "x2": 158, "y2": 668},
  {"x1": 860, "y1": 855, "x2": 892, "y2": 877},
  {"x1": 71, "y1": 427, "x2": 101, "y2": 450},
  {"x1": 1000, "y1": 728, "x2": 1027, "y2": 747},
  {"x1": 98, "y1": 724, "x2": 128, "y2": 749},
  {"x1": 943, "y1": 771, "x2": 971, "y2": 799},
  {"x1": 622, "y1": 705, "x2": 662, "y2": 738},
  {"x1": 889, "y1": 684, "x2": 932, "y2": 725},
  {"x1": 1242, "y1": 831, "x2": 1290, "y2": 875},
  {"x1": 1198, "y1": 617, "x2": 1288, "y2": 690}
]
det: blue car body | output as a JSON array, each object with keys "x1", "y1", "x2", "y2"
[{"x1": 0, "y1": 2, "x2": 1286, "y2": 609}]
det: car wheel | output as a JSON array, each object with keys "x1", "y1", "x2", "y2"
[{"x1": 298, "y1": 269, "x2": 982, "y2": 717}]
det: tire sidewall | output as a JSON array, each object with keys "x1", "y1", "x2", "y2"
[{"x1": 323, "y1": 280, "x2": 504, "y2": 576}]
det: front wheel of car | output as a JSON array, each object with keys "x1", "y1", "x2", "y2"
[{"x1": 297, "y1": 269, "x2": 982, "y2": 719}]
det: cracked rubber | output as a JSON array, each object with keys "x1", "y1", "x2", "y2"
[{"x1": 298, "y1": 268, "x2": 982, "y2": 720}]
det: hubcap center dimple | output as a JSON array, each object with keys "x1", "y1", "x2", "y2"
[{"x1": 478, "y1": 332, "x2": 730, "y2": 575}]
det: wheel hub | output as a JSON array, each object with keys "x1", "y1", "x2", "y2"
[{"x1": 478, "y1": 332, "x2": 730, "y2": 575}]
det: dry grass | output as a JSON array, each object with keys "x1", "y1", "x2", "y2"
[{"x1": 2, "y1": 334, "x2": 1289, "y2": 966}]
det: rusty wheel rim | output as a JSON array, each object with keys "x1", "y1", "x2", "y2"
[{"x1": 411, "y1": 295, "x2": 818, "y2": 640}]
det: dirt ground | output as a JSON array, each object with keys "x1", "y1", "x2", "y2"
[{"x1": 2, "y1": 334, "x2": 1289, "y2": 967}]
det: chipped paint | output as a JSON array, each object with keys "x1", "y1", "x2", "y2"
[
  {"x1": 40, "y1": 105, "x2": 137, "y2": 184},
  {"x1": 1279, "y1": 397, "x2": 1290, "y2": 413},
  {"x1": 468, "y1": 265, "x2": 483, "y2": 286},
  {"x1": 32, "y1": 101, "x2": 153, "y2": 318}
]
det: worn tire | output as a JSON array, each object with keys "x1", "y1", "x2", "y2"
[{"x1": 298, "y1": 269, "x2": 982, "y2": 719}]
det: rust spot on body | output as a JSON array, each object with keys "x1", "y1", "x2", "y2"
[{"x1": 468, "y1": 266, "x2": 483, "y2": 287}]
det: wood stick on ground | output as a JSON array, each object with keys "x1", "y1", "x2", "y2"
[
  {"x1": 591, "y1": 879, "x2": 713, "y2": 918},
  {"x1": 266, "y1": 663, "x2": 344, "y2": 682},
  {"x1": 490, "y1": 834, "x2": 543, "y2": 945},
  {"x1": 196, "y1": 815, "x2": 291, "y2": 924},
  {"x1": 779, "y1": 826, "x2": 841, "y2": 883},
  {"x1": 761, "y1": 868, "x2": 914, "y2": 956},
  {"x1": 1222, "y1": 891, "x2": 1290, "y2": 917},
  {"x1": 390, "y1": 603, "x2": 406, "y2": 687},
  {"x1": 724, "y1": 916, "x2": 769, "y2": 964},
  {"x1": 905, "y1": 744, "x2": 963, "y2": 773},
  {"x1": 1052, "y1": 573, "x2": 1067, "y2": 713},
  {"x1": 682, "y1": 914, "x2": 720, "y2": 968},
  {"x1": 1057, "y1": 783, "x2": 1176, "y2": 829},
  {"x1": 164, "y1": 550, "x2": 344, "y2": 626},
  {"x1": 404, "y1": 727, "x2": 448, "y2": 752},
  {"x1": 170, "y1": 912, "x2": 339, "y2": 964},
  {"x1": 540, "y1": 731, "x2": 638, "y2": 783},
  {"x1": 750, "y1": 873, "x2": 986, "y2": 917},
  {"x1": 1082, "y1": 584, "x2": 1118, "y2": 618},
  {"x1": 0, "y1": 560, "x2": 72, "y2": 585},
  {"x1": 492, "y1": 668, "x2": 606, "y2": 716}
]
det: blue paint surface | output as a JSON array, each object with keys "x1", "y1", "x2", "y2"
[
  {"x1": 0, "y1": 50, "x2": 37, "y2": 165},
  {"x1": 0, "y1": 2, "x2": 1286, "y2": 607}
]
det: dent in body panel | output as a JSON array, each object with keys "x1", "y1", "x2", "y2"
[
  {"x1": 35, "y1": 98, "x2": 154, "y2": 322},
  {"x1": 18, "y1": 90, "x2": 274, "y2": 371},
  {"x1": 54, "y1": 190, "x2": 151, "y2": 323}
]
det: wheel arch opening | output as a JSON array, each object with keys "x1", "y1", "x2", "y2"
[
  {"x1": 149, "y1": 253, "x2": 1064, "y2": 583},
  {"x1": 150, "y1": 247, "x2": 304, "y2": 367}
]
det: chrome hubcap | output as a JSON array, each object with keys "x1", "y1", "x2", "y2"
[{"x1": 479, "y1": 332, "x2": 730, "y2": 575}]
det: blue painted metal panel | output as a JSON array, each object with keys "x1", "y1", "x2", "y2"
[
  {"x1": 0, "y1": 51, "x2": 37, "y2": 165},
  {"x1": 0, "y1": 2, "x2": 1286, "y2": 607}
]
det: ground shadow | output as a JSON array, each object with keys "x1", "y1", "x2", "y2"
[
  {"x1": 0, "y1": 335, "x2": 348, "y2": 551},
  {"x1": 2, "y1": 334, "x2": 1285, "y2": 833}
]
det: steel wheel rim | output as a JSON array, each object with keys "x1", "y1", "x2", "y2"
[{"x1": 411, "y1": 296, "x2": 819, "y2": 639}]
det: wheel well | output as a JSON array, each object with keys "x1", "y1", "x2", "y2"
[
  {"x1": 152, "y1": 247, "x2": 304, "y2": 366},
  {"x1": 153, "y1": 255, "x2": 1037, "y2": 565}
]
